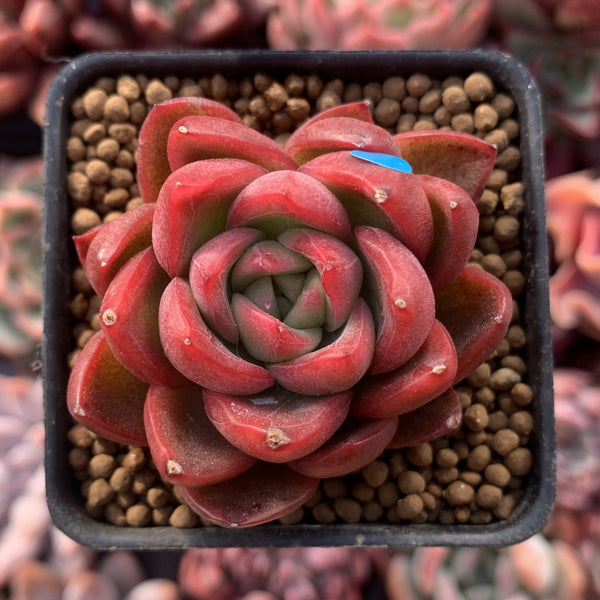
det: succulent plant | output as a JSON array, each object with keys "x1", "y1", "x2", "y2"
[
  {"x1": 546, "y1": 170, "x2": 600, "y2": 346},
  {"x1": 67, "y1": 97, "x2": 512, "y2": 527},
  {"x1": 0, "y1": 0, "x2": 272, "y2": 122},
  {"x1": 492, "y1": 0, "x2": 600, "y2": 176},
  {"x1": 0, "y1": 156, "x2": 43, "y2": 360},
  {"x1": 266, "y1": 0, "x2": 492, "y2": 50},
  {"x1": 546, "y1": 369, "x2": 600, "y2": 589},
  {"x1": 384, "y1": 535, "x2": 590, "y2": 600},
  {"x1": 179, "y1": 547, "x2": 376, "y2": 599}
]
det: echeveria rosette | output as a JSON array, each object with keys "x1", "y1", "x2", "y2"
[{"x1": 67, "y1": 97, "x2": 513, "y2": 528}]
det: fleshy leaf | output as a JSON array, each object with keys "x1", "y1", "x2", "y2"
[
  {"x1": 231, "y1": 293, "x2": 322, "y2": 363},
  {"x1": 153, "y1": 159, "x2": 267, "y2": 277},
  {"x1": 352, "y1": 320, "x2": 458, "y2": 418},
  {"x1": 301, "y1": 100, "x2": 374, "y2": 125},
  {"x1": 300, "y1": 150, "x2": 434, "y2": 263},
  {"x1": 435, "y1": 265, "x2": 513, "y2": 383},
  {"x1": 179, "y1": 463, "x2": 319, "y2": 528},
  {"x1": 279, "y1": 228, "x2": 362, "y2": 331},
  {"x1": 226, "y1": 170, "x2": 352, "y2": 241},
  {"x1": 285, "y1": 116, "x2": 400, "y2": 165},
  {"x1": 203, "y1": 386, "x2": 352, "y2": 463},
  {"x1": 144, "y1": 383, "x2": 256, "y2": 486},
  {"x1": 73, "y1": 225, "x2": 101, "y2": 269},
  {"x1": 268, "y1": 299, "x2": 375, "y2": 396},
  {"x1": 355, "y1": 226, "x2": 435, "y2": 375},
  {"x1": 189, "y1": 228, "x2": 265, "y2": 344},
  {"x1": 167, "y1": 116, "x2": 298, "y2": 172},
  {"x1": 79, "y1": 203, "x2": 155, "y2": 295},
  {"x1": 387, "y1": 388, "x2": 462, "y2": 448},
  {"x1": 283, "y1": 268, "x2": 327, "y2": 329},
  {"x1": 100, "y1": 248, "x2": 186, "y2": 388},
  {"x1": 230, "y1": 240, "x2": 312, "y2": 292},
  {"x1": 243, "y1": 277, "x2": 280, "y2": 318},
  {"x1": 159, "y1": 277, "x2": 274, "y2": 395},
  {"x1": 418, "y1": 174, "x2": 479, "y2": 292},
  {"x1": 288, "y1": 416, "x2": 397, "y2": 478},
  {"x1": 137, "y1": 97, "x2": 243, "y2": 204},
  {"x1": 67, "y1": 331, "x2": 148, "y2": 446},
  {"x1": 394, "y1": 130, "x2": 497, "y2": 202}
]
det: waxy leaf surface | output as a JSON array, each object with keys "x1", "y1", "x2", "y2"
[
  {"x1": 67, "y1": 331, "x2": 148, "y2": 446},
  {"x1": 394, "y1": 129, "x2": 496, "y2": 202},
  {"x1": 189, "y1": 227, "x2": 264, "y2": 344},
  {"x1": 387, "y1": 388, "x2": 462, "y2": 448},
  {"x1": 167, "y1": 116, "x2": 297, "y2": 172},
  {"x1": 289, "y1": 416, "x2": 397, "y2": 478},
  {"x1": 356, "y1": 226, "x2": 435, "y2": 375},
  {"x1": 180, "y1": 463, "x2": 319, "y2": 528},
  {"x1": 435, "y1": 265, "x2": 513, "y2": 383},
  {"x1": 300, "y1": 151, "x2": 434, "y2": 263},
  {"x1": 153, "y1": 159, "x2": 267, "y2": 277},
  {"x1": 226, "y1": 170, "x2": 352, "y2": 241},
  {"x1": 203, "y1": 387, "x2": 352, "y2": 463},
  {"x1": 352, "y1": 320, "x2": 457, "y2": 418},
  {"x1": 144, "y1": 384, "x2": 256, "y2": 486},
  {"x1": 159, "y1": 277, "x2": 274, "y2": 395},
  {"x1": 100, "y1": 247, "x2": 185, "y2": 388},
  {"x1": 137, "y1": 97, "x2": 243, "y2": 203},
  {"x1": 268, "y1": 299, "x2": 375, "y2": 395}
]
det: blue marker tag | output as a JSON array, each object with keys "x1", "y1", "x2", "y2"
[{"x1": 350, "y1": 150, "x2": 412, "y2": 173}]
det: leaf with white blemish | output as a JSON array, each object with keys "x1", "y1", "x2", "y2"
[
  {"x1": 144, "y1": 383, "x2": 256, "y2": 486},
  {"x1": 203, "y1": 386, "x2": 352, "y2": 462},
  {"x1": 355, "y1": 226, "x2": 435, "y2": 375}
]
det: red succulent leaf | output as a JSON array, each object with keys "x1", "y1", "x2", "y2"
[
  {"x1": 387, "y1": 388, "x2": 462, "y2": 449},
  {"x1": 202, "y1": 387, "x2": 352, "y2": 463},
  {"x1": 242, "y1": 277, "x2": 281, "y2": 318},
  {"x1": 278, "y1": 228, "x2": 362, "y2": 331},
  {"x1": 153, "y1": 159, "x2": 267, "y2": 277},
  {"x1": 159, "y1": 277, "x2": 274, "y2": 395},
  {"x1": 78, "y1": 203, "x2": 155, "y2": 295},
  {"x1": 100, "y1": 247, "x2": 186, "y2": 388},
  {"x1": 67, "y1": 331, "x2": 148, "y2": 446},
  {"x1": 282, "y1": 268, "x2": 327, "y2": 329},
  {"x1": 144, "y1": 383, "x2": 257, "y2": 486},
  {"x1": 394, "y1": 130, "x2": 497, "y2": 201},
  {"x1": 230, "y1": 240, "x2": 312, "y2": 292},
  {"x1": 288, "y1": 416, "x2": 397, "y2": 478},
  {"x1": 352, "y1": 320, "x2": 457, "y2": 418},
  {"x1": 137, "y1": 97, "x2": 243, "y2": 203},
  {"x1": 300, "y1": 150, "x2": 434, "y2": 263},
  {"x1": 167, "y1": 116, "x2": 298, "y2": 172},
  {"x1": 435, "y1": 265, "x2": 513, "y2": 383},
  {"x1": 355, "y1": 226, "x2": 435, "y2": 375},
  {"x1": 189, "y1": 227, "x2": 264, "y2": 345},
  {"x1": 285, "y1": 116, "x2": 400, "y2": 165},
  {"x1": 268, "y1": 299, "x2": 375, "y2": 396},
  {"x1": 179, "y1": 463, "x2": 319, "y2": 528},
  {"x1": 231, "y1": 293, "x2": 322, "y2": 363},
  {"x1": 73, "y1": 225, "x2": 101, "y2": 269},
  {"x1": 226, "y1": 170, "x2": 352, "y2": 242},
  {"x1": 418, "y1": 174, "x2": 479, "y2": 292},
  {"x1": 301, "y1": 100, "x2": 374, "y2": 125}
]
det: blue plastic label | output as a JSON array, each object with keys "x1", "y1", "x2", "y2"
[{"x1": 350, "y1": 150, "x2": 412, "y2": 173}]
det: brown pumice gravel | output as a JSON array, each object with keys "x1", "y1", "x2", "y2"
[{"x1": 65, "y1": 69, "x2": 535, "y2": 528}]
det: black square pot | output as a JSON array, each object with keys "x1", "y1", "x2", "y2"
[{"x1": 43, "y1": 50, "x2": 555, "y2": 549}]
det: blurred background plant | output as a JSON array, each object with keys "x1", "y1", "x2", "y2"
[
  {"x1": 0, "y1": 156, "x2": 42, "y2": 370},
  {"x1": 1, "y1": 0, "x2": 600, "y2": 597}
]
